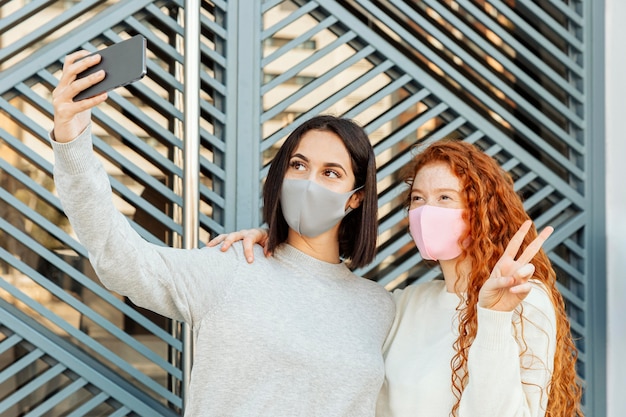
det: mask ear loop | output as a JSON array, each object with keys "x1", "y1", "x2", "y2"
[{"x1": 345, "y1": 185, "x2": 365, "y2": 213}]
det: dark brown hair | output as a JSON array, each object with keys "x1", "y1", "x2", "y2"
[{"x1": 263, "y1": 115, "x2": 378, "y2": 268}]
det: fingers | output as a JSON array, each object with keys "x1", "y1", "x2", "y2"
[
  {"x1": 217, "y1": 234, "x2": 237, "y2": 252},
  {"x1": 56, "y1": 51, "x2": 92, "y2": 88},
  {"x1": 502, "y1": 220, "x2": 554, "y2": 265},
  {"x1": 56, "y1": 52, "x2": 103, "y2": 95},
  {"x1": 516, "y1": 225, "x2": 553, "y2": 265},
  {"x1": 508, "y1": 263, "x2": 535, "y2": 294},
  {"x1": 206, "y1": 234, "x2": 226, "y2": 247},
  {"x1": 206, "y1": 231, "x2": 256, "y2": 262},
  {"x1": 242, "y1": 237, "x2": 256, "y2": 263},
  {"x1": 513, "y1": 262, "x2": 535, "y2": 280},
  {"x1": 52, "y1": 50, "x2": 108, "y2": 142},
  {"x1": 206, "y1": 233, "x2": 237, "y2": 251},
  {"x1": 206, "y1": 228, "x2": 271, "y2": 262},
  {"x1": 501, "y1": 220, "x2": 532, "y2": 260}
]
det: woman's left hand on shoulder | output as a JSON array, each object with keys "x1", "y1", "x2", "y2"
[{"x1": 207, "y1": 228, "x2": 270, "y2": 263}]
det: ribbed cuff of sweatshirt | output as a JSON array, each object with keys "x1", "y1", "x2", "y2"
[
  {"x1": 49, "y1": 124, "x2": 96, "y2": 175},
  {"x1": 473, "y1": 305, "x2": 514, "y2": 350}
]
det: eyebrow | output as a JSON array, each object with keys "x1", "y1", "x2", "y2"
[
  {"x1": 290, "y1": 153, "x2": 348, "y2": 175},
  {"x1": 411, "y1": 186, "x2": 461, "y2": 194}
]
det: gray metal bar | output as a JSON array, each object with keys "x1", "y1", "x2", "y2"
[
  {"x1": 0, "y1": 0, "x2": 56, "y2": 34},
  {"x1": 547, "y1": 0, "x2": 584, "y2": 25},
  {"x1": 15, "y1": 81, "x2": 185, "y2": 185},
  {"x1": 0, "y1": 299, "x2": 180, "y2": 415},
  {"x1": 0, "y1": 274, "x2": 181, "y2": 407},
  {"x1": 586, "y1": 0, "x2": 607, "y2": 414},
  {"x1": 367, "y1": 89, "x2": 433, "y2": 136},
  {"x1": 260, "y1": 45, "x2": 376, "y2": 123},
  {"x1": 364, "y1": 0, "x2": 587, "y2": 159},
  {"x1": 0, "y1": 187, "x2": 183, "y2": 348},
  {"x1": 261, "y1": 30, "x2": 357, "y2": 93},
  {"x1": 420, "y1": 0, "x2": 585, "y2": 129},
  {"x1": 234, "y1": 0, "x2": 262, "y2": 229},
  {"x1": 0, "y1": 204, "x2": 182, "y2": 355},
  {"x1": 454, "y1": 0, "x2": 583, "y2": 102},
  {"x1": 0, "y1": 334, "x2": 21, "y2": 355},
  {"x1": 182, "y1": 0, "x2": 201, "y2": 405},
  {"x1": 315, "y1": 0, "x2": 587, "y2": 189},
  {"x1": 343, "y1": 74, "x2": 415, "y2": 119},
  {"x1": 0, "y1": 0, "x2": 105, "y2": 64},
  {"x1": 4, "y1": 260, "x2": 178, "y2": 378},
  {"x1": 372, "y1": 103, "x2": 449, "y2": 155},
  {"x1": 262, "y1": 15, "x2": 338, "y2": 66},
  {"x1": 0, "y1": 0, "x2": 154, "y2": 91},
  {"x1": 262, "y1": 1, "x2": 319, "y2": 39},
  {"x1": 0, "y1": 364, "x2": 65, "y2": 414},
  {"x1": 28, "y1": 378, "x2": 89, "y2": 417},
  {"x1": 66, "y1": 392, "x2": 110, "y2": 417},
  {"x1": 514, "y1": 0, "x2": 584, "y2": 49}
]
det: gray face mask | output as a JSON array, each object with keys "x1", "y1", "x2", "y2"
[{"x1": 280, "y1": 178, "x2": 362, "y2": 237}]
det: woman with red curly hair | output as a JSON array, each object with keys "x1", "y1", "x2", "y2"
[
  {"x1": 376, "y1": 139, "x2": 582, "y2": 417},
  {"x1": 210, "y1": 138, "x2": 583, "y2": 417}
]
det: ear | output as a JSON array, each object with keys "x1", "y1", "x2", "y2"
[{"x1": 347, "y1": 189, "x2": 364, "y2": 210}]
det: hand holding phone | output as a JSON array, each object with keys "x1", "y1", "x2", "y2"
[{"x1": 73, "y1": 35, "x2": 147, "y2": 101}]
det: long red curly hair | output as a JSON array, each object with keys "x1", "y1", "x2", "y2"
[{"x1": 402, "y1": 139, "x2": 583, "y2": 417}]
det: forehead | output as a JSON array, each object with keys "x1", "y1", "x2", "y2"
[
  {"x1": 412, "y1": 162, "x2": 461, "y2": 190},
  {"x1": 294, "y1": 130, "x2": 351, "y2": 161}
]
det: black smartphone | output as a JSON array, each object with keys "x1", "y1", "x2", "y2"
[{"x1": 73, "y1": 35, "x2": 147, "y2": 101}]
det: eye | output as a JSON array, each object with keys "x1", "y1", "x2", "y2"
[
  {"x1": 322, "y1": 168, "x2": 341, "y2": 179},
  {"x1": 289, "y1": 160, "x2": 306, "y2": 171},
  {"x1": 409, "y1": 194, "x2": 424, "y2": 207}
]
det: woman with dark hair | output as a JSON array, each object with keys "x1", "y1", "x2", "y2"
[
  {"x1": 260, "y1": 114, "x2": 379, "y2": 269},
  {"x1": 50, "y1": 50, "x2": 394, "y2": 416},
  {"x1": 213, "y1": 139, "x2": 583, "y2": 417}
]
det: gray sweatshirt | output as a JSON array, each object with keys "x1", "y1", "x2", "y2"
[{"x1": 51, "y1": 126, "x2": 395, "y2": 417}]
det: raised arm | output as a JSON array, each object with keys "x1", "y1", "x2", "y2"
[
  {"x1": 51, "y1": 51, "x2": 237, "y2": 324},
  {"x1": 460, "y1": 222, "x2": 557, "y2": 417}
]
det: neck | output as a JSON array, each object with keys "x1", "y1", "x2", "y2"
[
  {"x1": 439, "y1": 257, "x2": 472, "y2": 293},
  {"x1": 286, "y1": 227, "x2": 341, "y2": 264}
]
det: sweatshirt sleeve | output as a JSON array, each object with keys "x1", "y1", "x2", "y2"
[
  {"x1": 459, "y1": 283, "x2": 556, "y2": 417},
  {"x1": 51, "y1": 125, "x2": 239, "y2": 325}
]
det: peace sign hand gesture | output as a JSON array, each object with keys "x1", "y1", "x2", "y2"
[{"x1": 478, "y1": 220, "x2": 554, "y2": 312}]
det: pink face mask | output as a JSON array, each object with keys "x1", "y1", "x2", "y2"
[{"x1": 408, "y1": 205, "x2": 467, "y2": 261}]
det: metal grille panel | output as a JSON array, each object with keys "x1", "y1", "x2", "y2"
[{"x1": 0, "y1": 0, "x2": 603, "y2": 415}]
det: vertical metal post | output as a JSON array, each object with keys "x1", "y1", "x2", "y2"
[
  {"x1": 587, "y1": 0, "x2": 607, "y2": 415},
  {"x1": 235, "y1": 0, "x2": 262, "y2": 229},
  {"x1": 182, "y1": 0, "x2": 200, "y2": 409}
]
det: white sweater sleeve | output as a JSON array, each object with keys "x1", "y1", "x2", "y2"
[
  {"x1": 51, "y1": 125, "x2": 240, "y2": 325},
  {"x1": 459, "y1": 284, "x2": 556, "y2": 417}
]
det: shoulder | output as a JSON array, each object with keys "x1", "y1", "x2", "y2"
[
  {"x1": 198, "y1": 240, "x2": 271, "y2": 274},
  {"x1": 353, "y1": 277, "x2": 395, "y2": 310},
  {"x1": 200, "y1": 240, "x2": 265, "y2": 261},
  {"x1": 391, "y1": 279, "x2": 446, "y2": 305}
]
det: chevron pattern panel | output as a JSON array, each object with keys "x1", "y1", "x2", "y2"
[
  {"x1": 259, "y1": 0, "x2": 590, "y2": 409},
  {"x1": 0, "y1": 0, "x2": 229, "y2": 414},
  {"x1": 0, "y1": 0, "x2": 599, "y2": 415}
]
